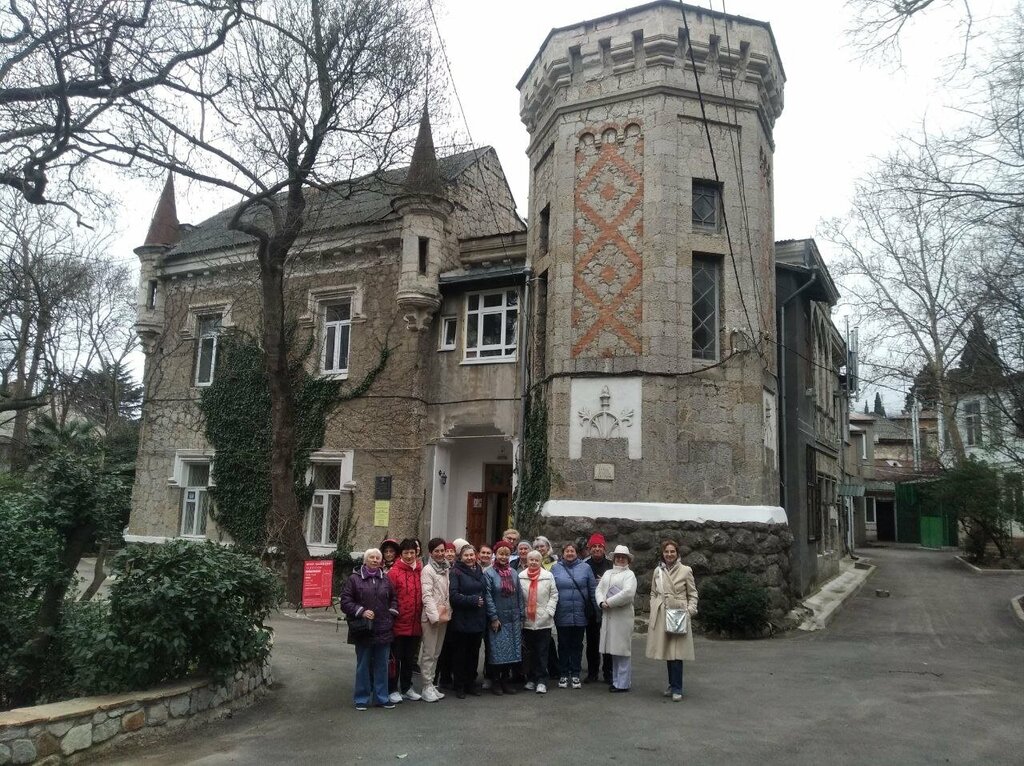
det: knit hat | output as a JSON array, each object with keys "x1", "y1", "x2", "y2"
[
  {"x1": 443, "y1": 541, "x2": 456, "y2": 552},
  {"x1": 493, "y1": 539, "x2": 514, "y2": 553},
  {"x1": 453, "y1": 537, "x2": 470, "y2": 554},
  {"x1": 587, "y1": 532, "x2": 606, "y2": 548}
]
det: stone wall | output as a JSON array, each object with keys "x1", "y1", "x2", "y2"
[
  {"x1": 0, "y1": 661, "x2": 271, "y2": 765},
  {"x1": 538, "y1": 516, "x2": 796, "y2": 618}
]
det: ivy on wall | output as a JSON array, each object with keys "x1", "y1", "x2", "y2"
[
  {"x1": 511, "y1": 390, "x2": 550, "y2": 537},
  {"x1": 199, "y1": 331, "x2": 390, "y2": 552}
]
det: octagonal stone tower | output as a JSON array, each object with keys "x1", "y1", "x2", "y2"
[{"x1": 521, "y1": 2, "x2": 786, "y2": 512}]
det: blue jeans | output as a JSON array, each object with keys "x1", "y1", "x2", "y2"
[
  {"x1": 667, "y1": 660, "x2": 684, "y2": 694},
  {"x1": 354, "y1": 642, "x2": 390, "y2": 706},
  {"x1": 557, "y1": 626, "x2": 586, "y2": 677}
]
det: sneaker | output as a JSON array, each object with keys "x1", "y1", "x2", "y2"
[
  {"x1": 571, "y1": 677, "x2": 582, "y2": 689},
  {"x1": 355, "y1": 704, "x2": 368, "y2": 711},
  {"x1": 524, "y1": 681, "x2": 536, "y2": 691},
  {"x1": 435, "y1": 689, "x2": 446, "y2": 699},
  {"x1": 388, "y1": 691, "x2": 403, "y2": 704},
  {"x1": 402, "y1": 689, "x2": 422, "y2": 701},
  {"x1": 672, "y1": 693, "x2": 683, "y2": 702},
  {"x1": 536, "y1": 683, "x2": 547, "y2": 694},
  {"x1": 557, "y1": 677, "x2": 569, "y2": 689},
  {"x1": 421, "y1": 686, "x2": 441, "y2": 703},
  {"x1": 380, "y1": 702, "x2": 396, "y2": 709},
  {"x1": 663, "y1": 686, "x2": 672, "y2": 697},
  {"x1": 481, "y1": 679, "x2": 492, "y2": 690}
]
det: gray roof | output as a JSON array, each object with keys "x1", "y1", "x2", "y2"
[{"x1": 166, "y1": 148, "x2": 492, "y2": 258}]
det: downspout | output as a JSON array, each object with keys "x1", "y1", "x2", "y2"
[
  {"x1": 517, "y1": 267, "x2": 533, "y2": 496},
  {"x1": 777, "y1": 270, "x2": 820, "y2": 531}
]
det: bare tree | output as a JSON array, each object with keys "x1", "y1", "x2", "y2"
[
  {"x1": 845, "y1": 0, "x2": 977, "y2": 64},
  {"x1": 0, "y1": 0, "x2": 245, "y2": 213},
  {"x1": 88, "y1": 0, "x2": 434, "y2": 599},
  {"x1": 824, "y1": 148, "x2": 983, "y2": 463}
]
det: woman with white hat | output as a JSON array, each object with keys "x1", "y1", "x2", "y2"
[{"x1": 595, "y1": 545, "x2": 638, "y2": 692}]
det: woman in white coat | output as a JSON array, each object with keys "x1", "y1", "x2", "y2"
[
  {"x1": 645, "y1": 539, "x2": 698, "y2": 701},
  {"x1": 518, "y1": 549, "x2": 558, "y2": 694},
  {"x1": 595, "y1": 545, "x2": 637, "y2": 692}
]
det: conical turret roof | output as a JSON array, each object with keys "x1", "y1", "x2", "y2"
[
  {"x1": 404, "y1": 104, "x2": 444, "y2": 197},
  {"x1": 143, "y1": 173, "x2": 180, "y2": 247}
]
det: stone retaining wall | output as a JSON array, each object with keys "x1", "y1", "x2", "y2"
[
  {"x1": 0, "y1": 660, "x2": 271, "y2": 765},
  {"x1": 538, "y1": 516, "x2": 796, "y2": 618}
]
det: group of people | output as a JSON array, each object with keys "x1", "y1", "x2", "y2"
[{"x1": 339, "y1": 529, "x2": 699, "y2": 711}]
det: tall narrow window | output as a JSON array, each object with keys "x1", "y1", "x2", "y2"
[
  {"x1": 539, "y1": 204, "x2": 550, "y2": 255},
  {"x1": 194, "y1": 314, "x2": 222, "y2": 387},
  {"x1": 692, "y1": 180, "x2": 722, "y2": 230},
  {"x1": 321, "y1": 300, "x2": 351, "y2": 375},
  {"x1": 180, "y1": 462, "x2": 210, "y2": 537},
  {"x1": 806, "y1": 446, "x2": 821, "y2": 542},
  {"x1": 306, "y1": 462, "x2": 344, "y2": 546},
  {"x1": 146, "y1": 279, "x2": 158, "y2": 309},
  {"x1": 439, "y1": 316, "x2": 458, "y2": 351},
  {"x1": 691, "y1": 255, "x2": 720, "y2": 361},
  {"x1": 964, "y1": 400, "x2": 983, "y2": 446},
  {"x1": 418, "y1": 237, "x2": 429, "y2": 275},
  {"x1": 987, "y1": 403, "x2": 1004, "y2": 446}
]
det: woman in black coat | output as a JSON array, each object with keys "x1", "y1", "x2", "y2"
[{"x1": 448, "y1": 543, "x2": 488, "y2": 698}]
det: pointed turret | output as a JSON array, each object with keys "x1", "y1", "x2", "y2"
[
  {"x1": 143, "y1": 173, "x2": 180, "y2": 248},
  {"x1": 392, "y1": 102, "x2": 454, "y2": 332},
  {"x1": 404, "y1": 104, "x2": 444, "y2": 198}
]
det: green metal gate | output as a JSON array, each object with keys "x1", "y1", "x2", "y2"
[{"x1": 895, "y1": 481, "x2": 958, "y2": 548}]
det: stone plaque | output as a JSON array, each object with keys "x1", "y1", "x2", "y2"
[{"x1": 594, "y1": 463, "x2": 615, "y2": 481}]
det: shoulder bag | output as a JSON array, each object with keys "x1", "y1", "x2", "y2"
[{"x1": 658, "y1": 568, "x2": 689, "y2": 635}]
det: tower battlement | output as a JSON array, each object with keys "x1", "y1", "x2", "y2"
[{"x1": 519, "y1": 1, "x2": 784, "y2": 143}]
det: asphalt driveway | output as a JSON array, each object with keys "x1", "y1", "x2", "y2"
[{"x1": 105, "y1": 548, "x2": 1024, "y2": 766}]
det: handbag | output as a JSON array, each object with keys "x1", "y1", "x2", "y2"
[
  {"x1": 665, "y1": 608, "x2": 689, "y2": 635},
  {"x1": 346, "y1": 615, "x2": 373, "y2": 642},
  {"x1": 657, "y1": 568, "x2": 689, "y2": 635}
]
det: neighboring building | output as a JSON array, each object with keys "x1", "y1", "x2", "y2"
[
  {"x1": 847, "y1": 412, "x2": 876, "y2": 545},
  {"x1": 775, "y1": 238, "x2": 845, "y2": 596},
  {"x1": 126, "y1": 110, "x2": 528, "y2": 552}
]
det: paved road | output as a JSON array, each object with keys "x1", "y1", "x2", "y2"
[{"x1": 106, "y1": 548, "x2": 1024, "y2": 765}]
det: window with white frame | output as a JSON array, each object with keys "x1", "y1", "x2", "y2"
[
  {"x1": 691, "y1": 255, "x2": 720, "y2": 361},
  {"x1": 180, "y1": 462, "x2": 211, "y2": 537},
  {"x1": 964, "y1": 400, "x2": 983, "y2": 446},
  {"x1": 464, "y1": 289, "x2": 518, "y2": 362},
  {"x1": 321, "y1": 300, "x2": 351, "y2": 375},
  {"x1": 306, "y1": 462, "x2": 345, "y2": 546},
  {"x1": 194, "y1": 314, "x2": 222, "y2": 386},
  {"x1": 439, "y1": 315, "x2": 458, "y2": 351},
  {"x1": 987, "y1": 402, "x2": 1004, "y2": 446}
]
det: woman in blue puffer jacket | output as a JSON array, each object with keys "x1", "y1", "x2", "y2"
[{"x1": 551, "y1": 543, "x2": 597, "y2": 689}]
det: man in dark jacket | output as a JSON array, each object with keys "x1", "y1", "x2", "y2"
[{"x1": 583, "y1": 532, "x2": 613, "y2": 683}]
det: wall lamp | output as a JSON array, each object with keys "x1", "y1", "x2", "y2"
[{"x1": 437, "y1": 470, "x2": 448, "y2": 487}]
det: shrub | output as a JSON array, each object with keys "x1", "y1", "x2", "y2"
[
  {"x1": 697, "y1": 571, "x2": 770, "y2": 638},
  {"x1": 107, "y1": 541, "x2": 282, "y2": 688}
]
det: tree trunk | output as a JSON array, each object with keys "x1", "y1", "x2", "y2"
[
  {"x1": 11, "y1": 522, "x2": 94, "y2": 706},
  {"x1": 79, "y1": 541, "x2": 108, "y2": 602},
  {"x1": 258, "y1": 245, "x2": 309, "y2": 604}
]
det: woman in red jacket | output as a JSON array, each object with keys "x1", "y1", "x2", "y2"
[{"x1": 387, "y1": 538, "x2": 424, "y2": 701}]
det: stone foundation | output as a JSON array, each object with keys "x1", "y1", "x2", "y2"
[
  {"x1": 538, "y1": 516, "x2": 796, "y2": 618},
  {"x1": 0, "y1": 660, "x2": 271, "y2": 765}
]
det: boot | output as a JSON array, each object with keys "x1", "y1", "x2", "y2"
[{"x1": 500, "y1": 679, "x2": 518, "y2": 695}]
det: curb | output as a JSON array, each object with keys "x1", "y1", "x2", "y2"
[
  {"x1": 795, "y1": 560, "x2": 876, "y2": 631},
  {"x1": 954, "y1": 556, "x2": 1024, "y2": 575},
  {"x1": 1011, "y1": 594, "x2": 1024, "y2": 632}
]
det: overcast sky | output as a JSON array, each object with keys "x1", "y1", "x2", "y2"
[{"x1": 117, "y1": 0, "x2": 1012, "y2": 406}]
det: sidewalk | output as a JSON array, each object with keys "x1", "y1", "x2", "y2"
[{"x1": 793, "y1": 555, "x2": 876, "y2": 631}]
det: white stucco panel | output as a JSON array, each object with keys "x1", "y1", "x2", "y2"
[
  {"x1": 569, "y1": 376, "x2": 642, "y2": 459},
  {"x1": 542, "y1": 499, "x2": 788, "y2": 525}
]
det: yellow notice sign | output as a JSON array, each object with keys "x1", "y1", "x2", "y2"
[{"x1": 373, "y1": 500, "x2": 391, "y2": 527}]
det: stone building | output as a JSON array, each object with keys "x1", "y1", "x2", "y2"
[
  {"x1": 126, "y1": 110, "x2": 528, "y2": 552},
  {"x1": 775, "y1": 238, "x2": 845, "y2": 596}
]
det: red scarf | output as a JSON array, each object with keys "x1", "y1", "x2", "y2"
[
  {"x1": 495, "y1": 560, "x2": 515, "y2": 595},
  {"x1": 526, "y1": 567, "x2": 542, "y2": 621}
]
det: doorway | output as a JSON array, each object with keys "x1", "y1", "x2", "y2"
[{"x1": 876, "y1": 499, "x2": 896, "y2": 542}]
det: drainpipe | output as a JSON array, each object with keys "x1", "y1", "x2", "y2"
[
  {"x1": 517, "y1": 267, "x2": 533, "y2": 493},
  {"x1": 777, "y1": 270, "x2": 820, "y2": 528}
]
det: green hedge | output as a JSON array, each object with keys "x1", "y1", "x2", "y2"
[{"x1": 697, "y1": 571, "x2": 770, "y2": 638}]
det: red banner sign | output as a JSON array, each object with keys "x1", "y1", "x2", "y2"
[{"x1": 301, "y1": 559, "x2": 334, "y2": 608}]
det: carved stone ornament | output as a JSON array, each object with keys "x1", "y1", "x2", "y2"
[{"x1": 578, "y1": 386, "x2": 634, "y2": 439}]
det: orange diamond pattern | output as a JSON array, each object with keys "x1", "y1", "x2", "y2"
[{"x1": 572, "y1": 128, "x2": 644, "y2": 357}]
